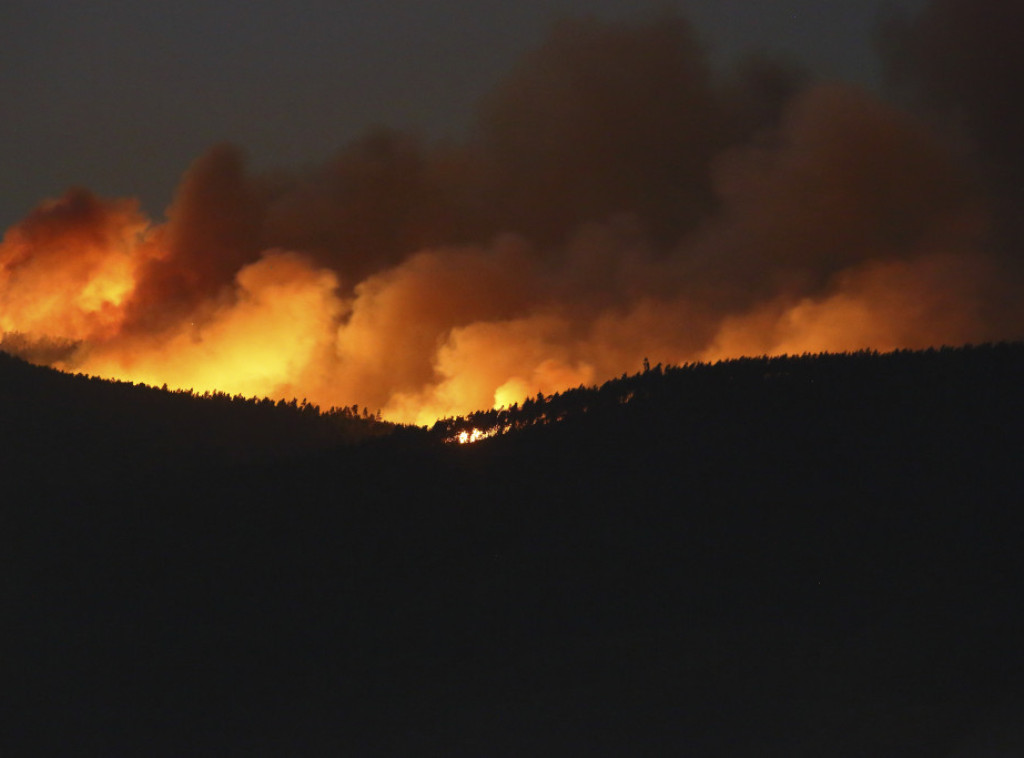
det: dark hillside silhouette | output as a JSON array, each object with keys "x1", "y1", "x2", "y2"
[
  {"x1": 0, "y1": 349, "x2": 393, "y2": 482},
  {"x1": 3, "y1": 344, "x2": 1024, "y2": 756}
]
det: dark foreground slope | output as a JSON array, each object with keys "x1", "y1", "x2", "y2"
[
  {"x1": 3, "y1": 345, "x2": 1024, "y2": 756},
  {"x1": 0, "y1": 349, "x2": 390, "y2": 476}
]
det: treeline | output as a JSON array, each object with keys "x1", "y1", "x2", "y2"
[
  {"x1": 162, "y1": 384, "x2": 383, "y2": 423},
  {"x1": 0, "y1": 349, "x2": 395, "y2": 479},
  {"x1": 432, "y1": 342, "x2": 1024, "y2": 443}
]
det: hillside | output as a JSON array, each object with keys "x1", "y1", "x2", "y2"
[
  {"x1": 3, "y1": 344, "x2": 1024, "y2": 756},
  {"x1": 0, "y1": 349, "x2": 395, "y2": 480}
]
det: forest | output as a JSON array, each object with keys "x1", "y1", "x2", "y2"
[{"x1": 3, "y1": 343, "x2": 1023, "y2": 756}]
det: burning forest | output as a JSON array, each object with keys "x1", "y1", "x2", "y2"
[{"x1": 2, "y1": 2, "x2": 1022, "y2": 425}]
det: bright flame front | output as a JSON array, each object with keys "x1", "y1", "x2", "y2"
[{"x1": 454, "y1": 428, "x2": 495, "y2": 445}]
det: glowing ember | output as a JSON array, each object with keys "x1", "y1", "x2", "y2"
[{"x1": 454, "y1": 428, "x2": 495, "y2": 444}]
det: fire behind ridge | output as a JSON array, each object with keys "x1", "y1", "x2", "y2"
[{"x1": 2, "y1": 8, "x2": 1022, "y2": 425}]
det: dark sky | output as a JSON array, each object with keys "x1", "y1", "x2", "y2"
[{"x1": 1, "y1": 0, "x2": 925, "y2": 228}]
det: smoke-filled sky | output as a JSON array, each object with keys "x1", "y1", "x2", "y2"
[
  {"x1": 2, "y1": 0, "x2": 1022, "y2": 424},
  {"x1": 1, "y1": 0, "x2": 930, "y2": 227}
]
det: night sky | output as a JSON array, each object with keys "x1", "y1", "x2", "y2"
[{"x1": 1, "y1": 0, "x2": 926, "y2": 228}]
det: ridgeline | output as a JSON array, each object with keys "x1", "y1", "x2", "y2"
[{"x1": 3, "y1": 344, "x2": 1023, "y2": 755}]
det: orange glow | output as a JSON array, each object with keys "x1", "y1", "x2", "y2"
[
  {"x1": 0, "y1": 184, "x2": 1009, "y2": 426},
  {"x1": 453, "y1": 428, "x2": 495, "y2": 444},
  {"x1": 0, "y1": 190, "x2": 155, "y2": 343},
  {"x1": 1, "y1": 78, "x2": 1019, "y2": 423},
  {"x1": 67, "y1": 251, "x2": 343, "y2": 401}
]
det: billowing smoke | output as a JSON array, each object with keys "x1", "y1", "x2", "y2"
[
  {"x1": 878, "y1": 0, "x2": 1024, "y2": 253},
  {"x1": 2, "y1": 5, "x2": 1021, "y2": 424}
]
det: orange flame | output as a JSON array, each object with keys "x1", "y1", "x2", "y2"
[
  {"x1": 1, "y1": 77, "x2": 1020, "y2": 423},
  {"x1": 0, "y1": 189, "x2": 155, "y2": 343},
  {"x1": 453, "y1": 428, "x2": 495, "y2": 445}
]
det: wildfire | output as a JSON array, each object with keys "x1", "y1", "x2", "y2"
[
  {"x1": 0, "y1": 190, "x2": 154, "y2": 343},
  {"x1": 453, "y1": 428, "x2": 495, "y2": 445},
  {"x1": 0, "y1": 22, "x2": 1017, "y2": 424},
  {"x1": 0, "y1": 177, "x2": 1002, "y2": 427}
]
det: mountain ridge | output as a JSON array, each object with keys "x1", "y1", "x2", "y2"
[{"x1": 3, "y1": 343, "x2": 1023, "y2": 755}]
